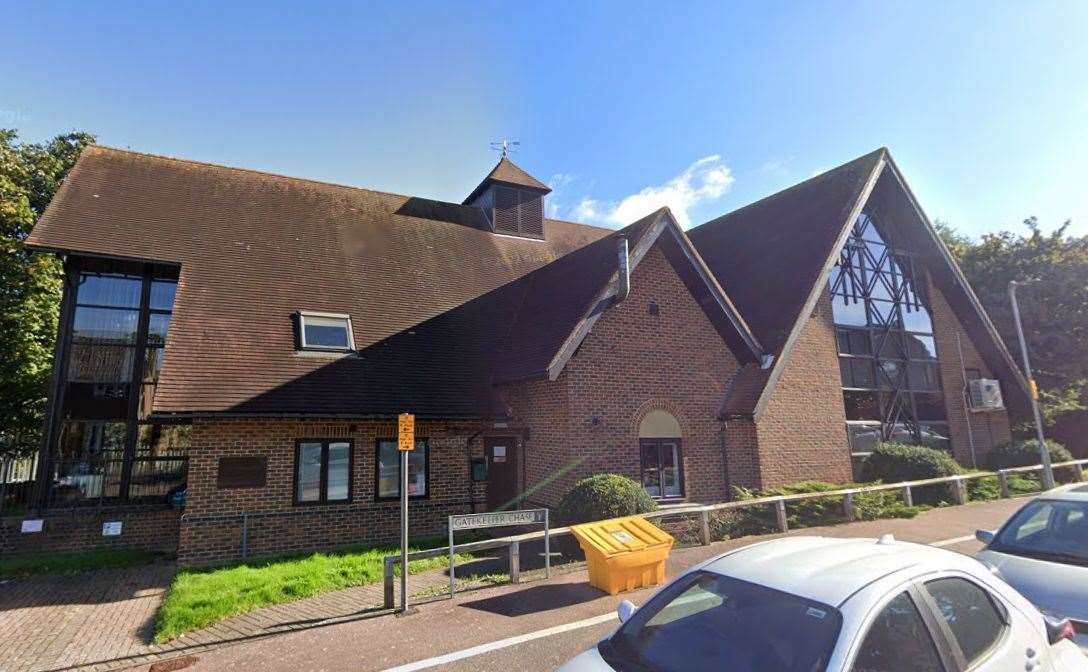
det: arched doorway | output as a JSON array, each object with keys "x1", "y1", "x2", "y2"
[{"x1": 638, "y1": 410, "x2": 683, "y2": 499}]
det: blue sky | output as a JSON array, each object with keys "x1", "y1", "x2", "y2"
[{"x1": 4, "y1": 2, "x2": 1086, "y2": 237}]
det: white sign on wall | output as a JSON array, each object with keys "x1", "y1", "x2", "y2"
[
  {"x1": 102, "y1": 521, "x2": 123, "y2": 536},
  {"x1": 21, "y1": 519, "x2": 43, "y2": 534}
]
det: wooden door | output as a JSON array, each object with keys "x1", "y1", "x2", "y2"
[{"x1": 485, "y1": 436, "x2": 518, "y2": 511}]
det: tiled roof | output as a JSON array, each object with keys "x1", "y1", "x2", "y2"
[
  {"x1": 463, "y1": 156, "x2": 551, "y2": 204},
  {"x1": 27, "y1": 146, "x2": 609, "y2": 417}
]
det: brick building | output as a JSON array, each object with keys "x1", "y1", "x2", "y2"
[{"x1": 10, "y1": 145, "x2": 1025, "y2": 564}]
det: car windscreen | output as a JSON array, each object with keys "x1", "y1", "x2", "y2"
[
  {"x1": 600, "y1": 571, "x2": 842, "y2": 672},
  {"x1": 992, "y1": 498, "x2": 1088, "y2": 566}
]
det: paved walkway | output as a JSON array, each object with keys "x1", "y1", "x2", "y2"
[{"x1": 0, "y1": 497, "x2": 1025, "y2": 672}]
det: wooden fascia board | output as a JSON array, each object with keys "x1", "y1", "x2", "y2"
[{"x1": 751, "y1": 152, "x2": 887, "y2": 420}]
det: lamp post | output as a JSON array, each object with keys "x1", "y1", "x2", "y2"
[{"x1": 1008, "y1": 279, "x2": 1055, "y2": 490}]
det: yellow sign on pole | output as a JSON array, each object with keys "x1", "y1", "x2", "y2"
[{"x1": 398, "y1": 413, "x2": 415, "y2": 451}]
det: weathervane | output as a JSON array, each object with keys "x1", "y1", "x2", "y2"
[{"x1": 490, "y1": 139, "x2": 520, "y2": 158}]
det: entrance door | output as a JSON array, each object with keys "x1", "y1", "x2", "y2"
[
  {"x1": 485, "y1": 436, "x2": 518, "y2": 511},
  {"x1": 640, "y1": 439, "x2": 683, "y2": 499}
]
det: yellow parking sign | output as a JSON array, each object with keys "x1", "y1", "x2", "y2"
[{"x1": 398, "y1": 413, "x2": 415, "y2": 451}]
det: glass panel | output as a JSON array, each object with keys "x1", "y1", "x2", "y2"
[
  {"x1": 876, "y1": 332, "x2": 906, "y2": 360},
  {"x1": 148, "y1": 313, "x2": 172, "y2": 346},
  {"x1": 67, "y1": 343, "x2": 135, "y2": 382},
  {"x1": 902, "y1": 305, "x2": 933, "y2": 333},
  {"x1": 924, "y1": 579, "x2": 1005, "y2": 666},
  {"x1": 327, "y1": 442, "x2": 350, "y2": 501},
  {"x1": 377, "y1": 440, "x2": 399, "y2": 498},
  {"x1": 887, "y1": 423, "x2": 916, "y2": 444},
  {"x1": 610, "y1": 571, "x2": 843, "y2": 672},
  {"x1": 136, "y1": 423, "x2": 191, "y2": 457},
  {"x1": 847, "y1": 425, "x2": 882, "y2": 455},
  {"x1": 992, "y1": 499, "x2": 1088, "y2": 563},
  {"x1": 906, "y1": 334, "x2": 937, "y2": 360},
  {"x1": 641, "y1": 442, "x2": 661, "y2": 497},
  {"x1": 877, "y1": 361, "x2": 905, "y2": 389},
  {"x1": 149, "y1": 280, "x2": 177, "y2": 311},
  {"x1": 57, "y1": 420, "x2": 127, "y2": 460},
  {"x1": 837, "y1": 328, "x2": 870, "y2": 356},
  {"x1": 844, "y1": 391, "x2": 881, "y2": 421},
  {"x1": 128, "y1": 456, "x2": 187, "y2": 499},
  {"x1": 296, "y1": 442, "x2": 322, "y2": 503},
  {"x1": 919, "y1": 424, "x2": 951, "y2": 452},
  {"x1": 908, "y1": 362, "x2": 940, "y2": 391},
  {"x1": 914, "y1": 394, "x2": 947, "y2": 421},
  {"x1": 868, "y1": 300, "x2": 900, "y2": 328},
  {"x1": 841, "y1": 358, "x2": 875, "y2": 389},
  {"x1": 77, "y1": 274, "x2": 141, "y2": 308},
  {"x1": 850, "y1": 592, "x2": 945, "y2": 672},
  {"x1": 660, "y1": 442, "x2": 681, "y2": 498},
  {"x1": 867, "y1": 272, "x2": 894, "y2": 301},
  {"x1": 142, "y1": 347, "x2": 166, "y2": 383},
  {"x1": 72, "y1": 307, "x2": 139, "y2": 343},
  {"x1": 303, "y1": 315, "x2": 351, "y2": 349},
  {"x1": 407, "y1": 442, "x2": 426, "y2": 497},
  {"x1": 831, "y1": 297, "x2": 867, "y2": 327}
]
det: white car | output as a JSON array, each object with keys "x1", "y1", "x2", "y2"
[
  {"x1": 559, "y1": 535, "x2": 1086, "y2": 672},
  {"x1": 976, "y1": 483, "x2": 1088, "y2": 648}
]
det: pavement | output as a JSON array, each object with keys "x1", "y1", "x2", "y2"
[{"x1": 139, "y1": 497, "x2": 1025, "y2": 672}]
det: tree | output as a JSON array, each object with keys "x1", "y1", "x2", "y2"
[
  {"x1": 940, "y1": 217, "x2": 1088, "y2": 433},
  {"x1": 0, "y1": 129, "x2": 95, "y2": 458}
]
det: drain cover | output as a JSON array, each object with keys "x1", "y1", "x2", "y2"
[{"x1": 149, "y1": 655, "x2": 198, "y2": 672}]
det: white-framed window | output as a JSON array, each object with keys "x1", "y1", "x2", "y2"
[{"x1": 297, "y1": 311, "x2": 355, "y2": 351}]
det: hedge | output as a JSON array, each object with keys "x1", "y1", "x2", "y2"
[{"x1": 555, "y1": 474, "x2": 657, "y2": 526}]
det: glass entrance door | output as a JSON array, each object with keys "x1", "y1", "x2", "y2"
[{"x1": 640, "y1": 439, "x2": 683, "y2": 499}]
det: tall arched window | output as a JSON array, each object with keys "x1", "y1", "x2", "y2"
[{"x1": 638, "y1": 411, "x2": 683, "y2": 499}]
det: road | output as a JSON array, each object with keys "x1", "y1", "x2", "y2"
[{"x1": 166, "y1": 497, "x2": 1024, "y2": 672}]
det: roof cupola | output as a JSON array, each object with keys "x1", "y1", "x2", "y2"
[{"x1": 464, "y1": 156, "x2": 551, "y2": 239}]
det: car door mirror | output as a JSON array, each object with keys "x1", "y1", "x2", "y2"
[
  {"x1": 617, "y1": 600, "x2": 637, "y2": 623},
  {"x1": 975, "y1": 529, "x2": 995, "y2": 544}
]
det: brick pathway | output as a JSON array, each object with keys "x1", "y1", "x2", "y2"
[
  {"x1": 0, "y1": 555, "x2": 505, "y2": 672},
  {"x1": 0, "y1": 497, "x2": 1026, "y2": 672}
]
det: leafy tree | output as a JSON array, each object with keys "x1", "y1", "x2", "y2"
[
  {"x1": 0, "y1": 129, "x2": 95, "y2": 458},
  {"x1": 940, "y1": 217, "x2": 1088, "y2": 432}
]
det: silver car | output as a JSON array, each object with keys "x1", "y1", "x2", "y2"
[{"x1": 977, "y1": 483, "x2": 1088, "y2": 648}]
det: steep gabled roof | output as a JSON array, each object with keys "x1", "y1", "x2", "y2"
[
  {"x1": 463, "y1": 156, "x2": 551, "y2": 204},
  {"x1": 26, "y1": 146, "x2": 608, "y2": 416},
  {"x1": 693, "y1": 148, "x2": 1026, "y2": 418}
]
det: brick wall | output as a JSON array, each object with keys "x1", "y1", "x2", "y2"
[
  {"x1": 504, "y1": 244, "x2": 742, "y2": 505},
  {"x1": 1, "y1": 507, "x2": 179, "y2": 557},
  {"x1": 179, "y1": 418, "x2": 491, "y2": 566},
  {"x1": 929, "y1": 277, "x2": 1013, "y2": 466},
  {"x1": 755, "y1": 292, "x2": 854, "y2": 488}
]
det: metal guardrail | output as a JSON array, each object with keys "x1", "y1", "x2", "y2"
[{"x1": 382, "y1": 458, "x2": 1088, "y2": 609}]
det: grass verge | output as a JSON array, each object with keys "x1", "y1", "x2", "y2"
[
  {"x1": 0, "y1": 548, "x2": 159, "y2": 579},
  {"x1": 155, "y1": 541, "x2": 469, "y2": 643}
]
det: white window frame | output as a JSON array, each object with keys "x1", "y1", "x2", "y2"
[{"x1": 297, "y1": 311, "x2": 356, "y2": 352}]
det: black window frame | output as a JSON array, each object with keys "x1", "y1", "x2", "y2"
[
  {"x1": 374, "y1": 437, "x2": 430, "y2": 502},
  {"x1": 639, "y1": 438, "x2": 685, "y2": 500},
  {"x1": 293, "y1": 438, "x2": 354, "y2": 505}
]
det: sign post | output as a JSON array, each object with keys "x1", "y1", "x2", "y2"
[
  {"x1": 398, "y1": 413, "x2": 414, "y2": 614},
  {"x1": 447, "y1": 509, "x2": 549, "y2": 598}
]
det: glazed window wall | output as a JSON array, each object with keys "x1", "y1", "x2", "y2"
[
  {"x1": 48, "y1": 257, "x2": 188, "y2": 506},
  {"x1": 829, "y1": 211, "x2": 951, "y2": 460}
]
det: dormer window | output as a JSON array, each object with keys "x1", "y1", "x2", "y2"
[{"x1": 297, "y1": 311, "x2": 355, "y2": 351}]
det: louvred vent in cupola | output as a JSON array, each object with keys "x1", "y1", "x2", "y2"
[{"x1": 494, "y1": 186, "x2": 544, "y2": 238}]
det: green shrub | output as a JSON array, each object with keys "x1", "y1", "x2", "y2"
[
  {"x1": 968, "y1": 472, "x2": 1041, "y2": 500},
  {"x1": 986, "y1": 439, "x2": 1077, "y2": 483},
  {"x1": 861, "y1": 443, "x2": 963, "y2": 505},
  {"x1": 555, "y1": 474, "x2": 657, "y2": 525},
  {"x1": 719, "y1": 480, "x2": 926, "y2": 538}
]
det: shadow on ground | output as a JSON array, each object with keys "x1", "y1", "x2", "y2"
[{"x1": 460, "y1": 582, "x2": 604, "y2": 617}]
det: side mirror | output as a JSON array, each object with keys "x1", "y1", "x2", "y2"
[
  {"x1": 975, "y1": 529, "x2": 995, "y2": 545},
  {"x1": 617, "y1": 600, "x2": 637, "y2": 624}
]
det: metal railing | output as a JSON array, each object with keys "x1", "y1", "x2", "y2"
[
  {"x1": 0, "y1": 455, "x2": 187, "y2": 513},
  {"x1": 382, "y1": 458, "x2": 1088, "y2": 609}
]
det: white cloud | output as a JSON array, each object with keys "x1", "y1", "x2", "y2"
[
  {"x1": 559, "y1": 155, "x2": 734, "y2": 229},
  {"x1": 759, "y1": 157, "x2": 794, "y2": 177}
]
